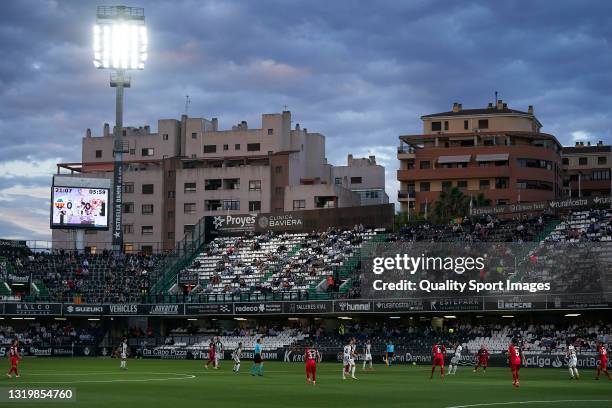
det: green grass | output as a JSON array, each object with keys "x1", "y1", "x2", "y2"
[{"x1": 1, "y1": 358, "x2": 611, "y2": 408}]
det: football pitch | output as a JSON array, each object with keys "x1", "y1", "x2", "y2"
[{"x1": 1, "y1": 358, "x2": 610, "y2": 408}]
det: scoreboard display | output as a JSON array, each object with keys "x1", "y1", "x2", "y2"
[{"x1": 50, "y1": 185, "x2": 109, "y2": 230}]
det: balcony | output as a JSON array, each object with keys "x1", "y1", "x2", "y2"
[
  {"x1": 398, "y1": 191, "x2": 415, "y2": 201},
  {"x1": 397, "y1": 166, "x2": 511, "y2": 181},
  {"x1": 397, "y1": 145, "x2": 416, "y2": 160}
]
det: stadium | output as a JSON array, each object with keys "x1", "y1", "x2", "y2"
[{"x1": 1, "y1": 3, "x2": 612, "y2": 408}]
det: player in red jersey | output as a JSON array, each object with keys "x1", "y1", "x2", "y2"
[
  {"x1": 594, "y1": 342, "x2": 611, "y2": 381},
  {"x1": 430, "y1": 342, "x2": 446, "y2": 379},
  {"x1": 304, "y1": 342, "x2": 321, "y2": 385},
  {"x1": 474, "y1": 344, "x2": 490, "y2": 372},
  {"x1": 205, "y1": 338, "x2": 216, "y2": 369},
  {"x1": 508, "y1": 338, "x2": 526, "y2": 387},
  {"x1": 6, "y1": 339, "x2": 20, "y2": 378}
]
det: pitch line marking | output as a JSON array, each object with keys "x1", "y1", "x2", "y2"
[
  {"x1": 445, "y1": 400, "x2": 612, "y2": 408},
  {"x1": 7, "y1": 372, "x2": 196, "y2": 384}
]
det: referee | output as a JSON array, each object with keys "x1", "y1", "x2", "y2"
[{"x1": 250, "y1": 338, "x2": 264, "y2": 376}]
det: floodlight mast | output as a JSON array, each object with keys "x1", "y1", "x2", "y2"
[{"x1": 94, "y1": 5, "x2": 146, "y2": 253}]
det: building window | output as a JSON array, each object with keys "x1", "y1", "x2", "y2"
[
  {"x1": 222, "y1": 200, "x2": 240, "y2": 211},
  {"x1": 478, "y1": 119, "x2": 489, "y2": 129},
  {"x1": 479, "y1": 180, "x2": 490, "y2": 190},
  {"x1": 205, "y1": 200, "x2": 222, "y2": 211},
  {"x1": 420, "y1": 182, "x2": 430, "y2": 192},
  {"x1": 141, "y1": 226, "x2": 153, "y2": 235},
  {"x1": 123, "y1": 183, "x2": 134, "y2": 193},
  {"x1": 267, "y1": 128, "x2": 274, "y2": 135},
  {"x1": 420, "y1": 161, "x2": 430, "y2": 169},
  {"x1": 350, "y1": 177, "x2": 362, "y2": 184},
  {"x1": 442, "y1": 181, "x2": 452, "y2": 190},
  {"x1": 293, "y1": 200, "x2": 305, "y2": 210},
  {"x1": 431, "y1": 121, "x2": 441, "y2": 131},
  {"x1": 141, "y1": 148, "x2": 154, "y2": 157},
  {"x1": 275, "y1": 186, "x2": 283, "y2": 195},
  {"x1": 495, "y1": 178, "x2": 509, "y2": 189},
  {"x1": 223, "y1": 144, "x2": 229, "y2": 151},
  {"x1": 184, "y1": 182, "x2": 196, "y2": 193},
  {"x1": 167, "y1": 210, "x2": 175, "y2": 219},
  {"x1": 592, "y1": 170, "x2": 610, "y2": 180},
  {"x1": 275, "y1": 166, "x2": 283, "y2": 174},
  {"x1": 517, "y1": 158, "x2": 552, "y2": 170},
  {"x1": 235, "y1": 144, "x2": 240, "y2": 150},
  {"x1": 142, "y1": 204, "x2": 154, "y2": 214},
  {"x1": 365, "y1": 191, "x2": 379, "y2": 199},
  {"x1": 123, "y1": 202, "x2": 134, "y2": 213},
  {"x1": 163, "y1": 134, "x2": 169, "y2": 140},
  {"x1": 204, "y1": 145, "x2": 216, "y2": 153},
  {"x1": 249, "y1": 180, "x2": 261, "y2": 191},
  {"x1": 168, "y1": 190, "x2": 175, "y2": 199},
  {"x1": 184, "y1": 225, "x2": 194, "y2": 234},
  {"x1": 142, "y1": 184, "x2": 154, "y2": 194},
  {"x1": 578, "y1": 157, "x2": 587, "y2": 165},
  {"x1": 464, "y1": 120, "x2": 468, "y2": 130},
  {"x1": 598, "y1": 156, "x2": 607, "y2": 165},
  {"x1": 249, "y1": 201, "x2": 261, "y2": 211},
  {"x1": 247, "y1": 143, "x2": 261, "y2": 152},
  {"x1": 335, "y1": 177, "x2": 342, "y2": 185},
  {"x1": 516, "y1": 179, "x2": 553, "y2": 191},
  {"x1": 184, "y1": 203, "x2": 196, "y2": 214},
  {"x1": 129, "y1": 148, "x2": 135, "y2": 155},
  {"x1": 191, "y1": 132, "x2": 197, "y2": 139},
  {"x1": 167, "y1": 232, "x2": 175, "y2": 240},
  {"x1": 562, "y1": 158, "x2": 569, "y2": 165},
  {"x1": 168, "y1": 170, "x2": 175, "y2": 178},
  {"x1": 123, "y1": 224, "x2": 133, "y2": 234},
  {"x1": 444, "y1": 121, "x2": 449, "y2": 131},
  {"x1": 457, "y1": 180, "x2": 467, "y2": 189},
  {"x1": 95, "y1": 150, "x2": 102, "y2": 158},
  {"x1": 205, "y1": 179, "x2": 222, "y2": 190}
]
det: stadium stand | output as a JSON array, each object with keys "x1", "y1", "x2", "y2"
[{"x1": 177, "y1": 227, "x2": 385, "y2": 301}]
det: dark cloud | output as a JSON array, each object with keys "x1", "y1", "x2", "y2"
[{"x1": 0, "y1": 0, "x2": 611, "y2": 239}]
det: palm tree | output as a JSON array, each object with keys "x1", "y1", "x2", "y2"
[
  {"x1": 433, "y1": 187, "x2": 470, "y2": 223},
  {"x1": 472, "y1": 193, "x2": 492, "y2": 208}
]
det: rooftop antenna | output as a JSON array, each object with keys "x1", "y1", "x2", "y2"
[
  {"x1": 494, "y1": 90, "x2": 498, "y2": 104},
  {"x1": 185, "y1": 95, "x2": 191, "y2": 116},
  {"x1": 283, "y1": 104, "x2": 288, "y2": 111}
]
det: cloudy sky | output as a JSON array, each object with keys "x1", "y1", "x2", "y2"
[{"x1": 1, "y1": 0, "x2": 612, "y2": 241}]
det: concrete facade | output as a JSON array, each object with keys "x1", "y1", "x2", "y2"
[
  {"x1": 332, "y1": 155, "x2": 388, "y2": 206},
  {"x1": 53, "y1": 111, "x2": 385, "y2": 252},
  {"x1": 561, "y1": 141, "x2": 611, "y2": 198},
  {"x1": 397, "y1": 100, "x2": 563, "y2": 214}
]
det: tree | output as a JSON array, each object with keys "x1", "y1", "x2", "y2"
[
  {"x1": 472, "y1": 193, "x2": 491, "y2": 208},
  {"x1": 433, "y1": 187, "x2": 470, "y2": 223}
]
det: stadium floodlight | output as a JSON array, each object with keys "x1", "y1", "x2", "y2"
[
  {"x1": 93, "y1": 6, "x2": 147, "y2": 252},
  {"x1": 93, "y1": 12, "x2": 147, "y2": 70},
  {"x1": 564, "y1": 313, "x2": 581, "y2": 317}
]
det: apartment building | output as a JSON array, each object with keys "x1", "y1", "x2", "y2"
[
  {"x1": 53, "y1": 111, "x2": 385, "y2": 252},
  {"x1": 397, "y1": 100, "x2": 563, "y2": 214},
  {"x1": 332, "y1": 155, "x2": 388, "y2": 206},
  {"x1": 562, "y1": 141, "x2": 611, "y2": 198}
]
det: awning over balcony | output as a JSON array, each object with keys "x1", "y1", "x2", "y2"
[
  {"x1": 475, "y1": 153, "x2": 509, "y2": 162},
  {"x1": 437, "y1": 155, "x2": 471, "y2": 164}
]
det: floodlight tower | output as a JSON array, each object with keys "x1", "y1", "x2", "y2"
[{"x1": 93, "y1": 6, "x2": 147, "y2": 252}]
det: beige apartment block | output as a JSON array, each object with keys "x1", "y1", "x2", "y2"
[{"x1": 53, "y1": 111, "x2": 386, "y2": 252}]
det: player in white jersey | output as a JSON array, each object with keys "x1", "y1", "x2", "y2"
[
  {"x1": 232, "y1": 342, "x2": 243, "y2": 373},
  {"x1": 566, "y1": 344, "x2": 579, "y2": 380},
  {"x1": 449, "y1": 342, "x2": 462, "y2": 375},
  {"x1": 362, "y1": 339, "x2": 373, "y2": 371},
  {"x1": 119, "y1": 337, "x2": 128, "y2": 370},
  {"x1": 214, "y1": 337, "x2": 224, "y2": 369},
  {"x1": 342, "y1": 338, "x2": 357, "y2": 380}
]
